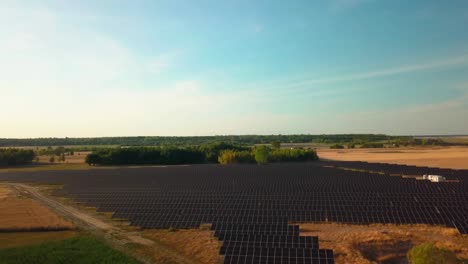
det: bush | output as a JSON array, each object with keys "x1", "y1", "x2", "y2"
[
  {"x1": 360, "y1": 142, "x2": 384, "y2": 148},
  {"x1": 218, "y1": 150, "x2": 254, "y2": 164},
  {"x1": 329, "y1": 144, "x2": 345, "y2": 149},
  {"x1": 269, "y1": 148, "x2": 318, "y2": 162},
  {"x1": 253, "y1": 146, "x2": 270, "y2": 164},
  {"x1": 407, "y1": 243, "x2": 460, "y2": 264}
]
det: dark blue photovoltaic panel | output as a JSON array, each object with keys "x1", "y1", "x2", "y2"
[{"x1": 1, "y1": 160, "x2": 468, "y2": 263}]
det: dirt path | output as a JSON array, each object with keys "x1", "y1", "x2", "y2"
[{"x1": 8, "y1": 183, "x2": 198, "y2": 264}]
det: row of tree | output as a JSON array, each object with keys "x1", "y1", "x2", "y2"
[
  {"x1": 86, "y1": 143, "x2": 318, "y2": 166},
  {"x1": 0, "y1": 149, "x2": 36, "y2": 166},
  {"x1": 85, "y1": 142, "x2": 249, "y2": 165}
]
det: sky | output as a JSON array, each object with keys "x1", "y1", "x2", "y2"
[{"x1": 1, "y1": 0, "x2": 468, "y2": 138}]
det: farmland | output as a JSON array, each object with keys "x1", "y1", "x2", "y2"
[
  {"x1": 0, "y1": 184, "x2": 74, "y2": 232},
  {"x1": 318, "y1": 146, "x2": 468, "y2": 170},
  {"x1": 1, "y1": 161, "x2": 467, "y2": 263}
]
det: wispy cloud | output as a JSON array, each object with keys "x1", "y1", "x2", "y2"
[{"x1": 274, "y1": 54, "x2": 468, "y2": 90}]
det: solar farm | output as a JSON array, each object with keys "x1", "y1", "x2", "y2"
[{"x1": 1, "y1": 161, "x2": 467, "y2": 264}]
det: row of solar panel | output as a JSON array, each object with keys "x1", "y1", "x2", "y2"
[
  {"x1": 221, "y1": 248, "x2": 334, "y2": 258},
  {"x1": 223, "y1": 255, "x2": 335, "y2": 264},
  {"x1": 219, "y1": 241, "x2": 319, "y2": 251}
]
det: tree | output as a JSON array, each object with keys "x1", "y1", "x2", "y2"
[
  {"x1": 85, "y1": 153, "x2": 100, "y2": 166},
  {"x1": 271, "y1": 141, "x2": 281, "y2": 149},
  {"x1": 330, "y1": 144, "x2": 345, "y2": 149},
  {"x1": 54, "y1": 146, "x2": 66, "y2": 156},
  {"x1": 253, "y1": 146, "x2": 270, "y2": 164},
  {"x1": 49, "y1": 156, "x2": 55, "y2": 163}
]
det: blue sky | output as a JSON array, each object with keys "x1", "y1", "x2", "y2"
[{"x1": 1, "y1": 0, "x2": 468, "y2": 137}]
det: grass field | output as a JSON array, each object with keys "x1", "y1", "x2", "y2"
[
  {"x1": 317, "y1": 146, "x2": 468, "y2": 170},
  {"x1": 0, "y1": 236, "x2": 141, "y2": 264}
]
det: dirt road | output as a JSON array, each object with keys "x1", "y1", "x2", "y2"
[{"x1": 8, "y1": 183, "x2": 198, "y2": 264}]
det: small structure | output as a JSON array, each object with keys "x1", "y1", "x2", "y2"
[{"x1": 423, "y1": 174, "x2": 446, "y2": 182}]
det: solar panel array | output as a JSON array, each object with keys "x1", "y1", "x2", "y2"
[{"x1": 1, "y1": 161, "x2": 467, "y2": 262}]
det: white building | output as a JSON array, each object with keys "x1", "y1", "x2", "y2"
[{"x1": 423, "y1": 174, "x2": 446, "y2": 182}]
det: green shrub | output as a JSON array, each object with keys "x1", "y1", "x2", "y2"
[
  {"x1": 360, "y1": 142, "x2": 384, "y2": 148},
  {"x1": 269, "y1": 148, "x2": 318, "y2": 162},
  {"x1": 218, "y1": 150, "x2": 255, "y2": 164},
  {"x1": 253, "y1": 146, "x2": 270, "y2": 164},
  {"x1": 329, "y1": 144, "x2": 345, "y2": 149},
  {"x1": 407, "y1": 243, "x2": 460, "y2": 264}
]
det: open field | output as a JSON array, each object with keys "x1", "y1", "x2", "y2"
[
  {"x1": 0, "y1": 184, "x2": 74, "y2": 232},
  {"x1": 301, "y1": 223, "x2": 467, "y2": 264},
  {"x1": 317, "y1": 146, "x2": 468, "y2": 170}
]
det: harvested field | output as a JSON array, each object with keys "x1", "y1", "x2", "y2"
[
  {"x1": 317, "y1": 146, "x2": 468, "y2": 170},
  {"x1": 300, "y1": 223, "x2": 468, "y2": 264},
  {"x1": 0, "y1": 231, "x2": 79, "y2": 249},
  {"x1": 143, "y1": 227, "x2": 223, "y2": 264},
  {"x1": 0, "y1": 184, "x2": 74, "y2": 232}
]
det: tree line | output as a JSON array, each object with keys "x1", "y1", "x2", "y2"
[
  {"x1": 218, "y1": 146, "x2": 318, "y2": 164},
  {"x1": 0, "y1": 134, "x2": 407, "y2": 147},
  {"x1": 0, "y1": 149, "x2": 36, "y2": 166},
  {"x1": 85, "y1": 142, "x2": 249, "y2": 165},
  {"x1": 85, "y1": 143, "x2": 318, "y2": 166}
]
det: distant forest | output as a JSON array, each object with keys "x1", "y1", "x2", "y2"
[{"x1": 0, "y1": 134, "x2": 421, "y2": 147}]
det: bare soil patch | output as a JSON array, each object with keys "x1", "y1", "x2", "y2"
[
  {"x1": 0, "y1": 184, "x2": 74, "y2": 232},
  {"x1": 143, "y1": 226, "x2": 223, "y2": 264},
  {"x1": 300, "y1": 223, "x2": 468, "y2": 264},
  {"x1": 317, "y1": 146, "x2": 468, "y2": 170}
]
